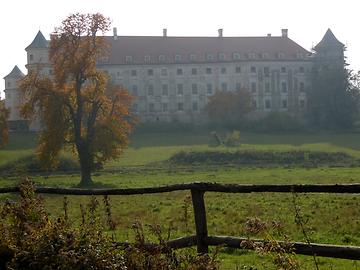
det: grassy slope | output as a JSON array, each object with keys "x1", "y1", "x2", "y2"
[{"x1": 1, "y1": 131, "x2": 360, "y2": 269}]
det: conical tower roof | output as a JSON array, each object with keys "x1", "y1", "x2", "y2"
[
  {"x1": 3, "y1": 65, "x2": 24, "y2": 79},
  {"x1": 314, "y1": 29, "x2": 344, "y2": 51},
  {"x1": 25, "y1": 30, "x2": 49, "y2": 51}
]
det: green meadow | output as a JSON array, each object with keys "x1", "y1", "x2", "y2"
[{"x1": 1, "y1": 130, "x2": 360, "y2": 269}]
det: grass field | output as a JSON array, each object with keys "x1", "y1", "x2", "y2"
[{"x1": 1, "y1": 130, "x2": 360, "y2": 269}]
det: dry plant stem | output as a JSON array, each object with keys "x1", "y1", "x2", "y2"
[{"x1": 292, "y1": 192, "x2": 320, "y2": 270}]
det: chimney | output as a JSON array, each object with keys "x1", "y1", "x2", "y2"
[
  {"x1": 218, "y1": 28, "x2": 223, "y2": 38},
  {"x1": 163, "y1": 28, "x2": 167, "y2": 37},
  {"x1": 113, "y1": 27, "x2": 118, "y2": 40},
  {"x1": 281, "y1": 29, "x2": 288, "y2": 38},
  {"x1": 267, "y1": 33, "x2": 272, "y2": 37}
]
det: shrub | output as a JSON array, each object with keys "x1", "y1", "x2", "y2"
[{"x1": 224, "y1": 130, "x2": 241, "y2": 147}]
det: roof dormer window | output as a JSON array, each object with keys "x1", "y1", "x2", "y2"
[
  {"x1": 189, "y1": 54, "x2": 196, "y2": 62},
  {"x1": 159, "y1": 55, "x2": 166, "y2": 62},
  {"x1": 206, "y1": 53, "x2": 214, "y2": 61},
  {"x1": 219, "y1": 53, "x2": 226, "y2": 61},
  {"x1": 233, "y1": 52, "x2": 241, "y2": 60},
  {"x1": 144, "y1": 55, "x2": 151, "y2": 63},
  {"x1": 125, "y1": 56, "x2": 133, "y2": 64},
  {"x1": 277, "y1": 52, "x2": 285, "y2": 59},
  {"x1": 175, "y1": 54, "x2": 182, "y2": 62},
  {"x1": 261, "y1": 52, "x2": 269, "y2": 59}
]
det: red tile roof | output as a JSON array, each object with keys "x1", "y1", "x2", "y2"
[{"x1": 102, "y1": 35, "x2": 311, "y2": 65}]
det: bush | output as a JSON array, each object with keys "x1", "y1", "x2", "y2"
[
  {"x1": 169, "y1": 150, "x2": 356, "y2": 167},
  {"x1": 0, "y1": 155, "x2": 80, "y2": 175},
  {"x1": 0, "y1": 179, "x2": 219, "y2": 270}
]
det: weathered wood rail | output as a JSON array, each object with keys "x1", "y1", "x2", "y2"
[{"x1": 1, "y1": 182, "x2": 360, "y2": 260}]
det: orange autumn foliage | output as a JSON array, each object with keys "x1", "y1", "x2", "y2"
[
  {"x1": 20, "y1": 13, "x2": 135, "y2": 186},
  {"x1": 0, "y1": 100, "x2": 9, "y2": 148}
]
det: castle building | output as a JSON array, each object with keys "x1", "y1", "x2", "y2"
[{"x1": 3, "y1": 28, "x2": 344, "y2": 131}]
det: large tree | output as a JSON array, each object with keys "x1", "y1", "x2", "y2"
[
  {"x1": 205, "y1": 88, "x2": 253, "y2": 127},
  {"x1": 0, "y1": 100, "x2": 9, "y2": 148},
  {"x1": 307, "y1": 65, "x2": 359, "y2": 129},
  {"x1": 20, "y1": 13, "x2": 134, "y2": 186}
]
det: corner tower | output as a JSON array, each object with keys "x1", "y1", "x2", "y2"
[
  {"x1": 313, "y1": 29, "x2": 345, "y2": 66},
  {"x1": 25, "y1": 31, "x2": 50, "y2": 73}
]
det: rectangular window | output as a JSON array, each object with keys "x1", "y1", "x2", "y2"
[
  {"x1": 162, "y1": 103, "x2": 168, "y2": 112},
  {"x1": 206, "y1": 54, "x2": 214, "y2": 61},
  {"x1": 162, "y1": 84, "x2": 168, "y2": 96},
  {"x1": 299, "y1": 99, "x2": 305, "y2": 108},
  {"x1": 233, "y1": 53, "x2": 241, "y2": 60},
  {"x1": 175, "y1": 55, "x2": 181, "y2": 62},
  {"x1": 265, "y1": 82, "x2": 270, "y2": 93},
  {"x1": 178, "y1": 102, "x2": 184, "y2": 111},
  {"x1": 219, "y1": 53, "x2": 226, "y2": 60},
  {"x1": 251, "y1": 82, "x2": 257, "y2": 93},
  {"x1": 265, "y1": 99, "x2": 271, "y2": 109},
  {"x1": 281, "y1": 67, "x2": 287, "y2": 73},
  {"x1": 299, "y1": 82, "x2": 305, "y2": 92},
  {"x1": 177, "y1": 84, "x2": 183, "y2": 96},
  {"x1": 221, "y1": 67, "x2": 226, "y2": 74},
  {"x1": 147, "y1": 69, "x2": 154, "y2": 76},
  {"x1": 251, "y1": 66, "x2": 256, "y2": 73},
  {"x1": 236, "y1": 82, "x2": 242, "y2": 91},
  {"x1": 206, "y1": 67, "x2": 212, "y2": 75},
  {"x1": 149, "y1": 103, "x2": 155, "y2": 112},
  {"x1": 281, "y1": 82, "x2": 287, "y2": 93},
  {"x1": 148, "y1": 84, "x2": 154, "y2": 96},
  {"x1": 191, "y1": 68, "x2": 197, "y2": 75},
  {"x1": 176, "y1": 68, "x2": 183, "y2": 75},
  {"x1": 192, "y1": 102, "x2": 198, "y2": 111},
  {"x1": 299, "y1": 66, "x2": 305, "y2": 73},
  {"x1": 161, "y1": 68, "x2": 168, "y2": 76},
  {"x1": 191, "y1": 84, "x2": 198, "y2": 95},
  {"x1": 206, "y1": 84, "x2": 213, "y2": 95},
  {"x1": 126, "y1": 56, "x2": 133, "y2": 63},
  {"x1": 235, "y1": 66, "x2": 241, "y2": 73},
  {"x1": 264, "y1": 67, "x2": 270, "y2": 77},
  {"x1": 144, "y1": 55, "x2": 151, "y2": 63},
  {"x1": 221, "y1": 82, "x2": 227, "y2": 91},
  {"x1": 132, "y1": 103, "x2": 138, "y2": 112},
  {"x1": 282, "y1": 99, "x2": 288, "y2": 108},
  {"x1": 131, "y1": 85, "x2": 138, "y2": 96},
  {"x1": 131, "y1": 70, "x2": 137, "y2": 77},
  {"x1": 189, "y1": 54, "x2": 196, "y2": 61}
]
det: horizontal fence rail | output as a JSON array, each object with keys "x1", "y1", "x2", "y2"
[{"x1": 0, "y1": 182, "x2": 359, "y2": 260}]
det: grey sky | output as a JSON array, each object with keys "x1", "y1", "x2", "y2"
[{"x1": 1, "y1": 0, "x2": 359, "y2": 98}]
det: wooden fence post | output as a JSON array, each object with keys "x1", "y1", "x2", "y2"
[{"x1": 191, "y1": 189, "x2": 208, "y2": 254}]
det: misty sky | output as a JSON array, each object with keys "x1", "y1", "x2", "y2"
[{"x1": 1, "y1": 0, "x2": 359, "y2": 98}]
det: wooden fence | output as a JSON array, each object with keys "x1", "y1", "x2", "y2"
[{"x1": 1, "y1": 182, "x2": 360, "y2": 260}]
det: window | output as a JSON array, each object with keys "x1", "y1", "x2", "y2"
[
  {"x1": 162, "y1": 103, "x2": 168, "y2": 112},
  {"x1": 125, "y1": 56, "x2": 133, "y2": 63},
  {"x1": 281, "y1": 67, "x2": 286, "y2": 73},
  {"x1": 262, "y1": 52, "x2": 269, "y2": 59},
  {"x1": 206, "y1": 84, "x2": 213, "y2": 95},
  {"x1": 277, "y1": 52, "x2": 285, "y2": 59},
  {"x1": 144, "y1": 55, "x2": 151, "y2": 63},
  {"x1": 265, "y1": 82, "x2": 270, "y2": 93},
  {"x1": 29, "y1": 54, "x2": 34, "y2": 61},
  {"x1": 233, "y1": 52, "x2": 241, "y2": 60},
  {"x1": 206, "y1": 54, "x2": 214, "y2": 61},
  {"x1": 131, "y1": 70, "x2": 137, "y2": 77},
  {"x1": 191, "y1": 68, "x2": 197, "y2": 75},
  {"x1": 7, "y1": 82, "x2": 11, "y2": 88},
  {"x1": 220, "y1": 67, "x2": 226, "y2": 74},
  {"x1": 235, "y1": 66, "x2": 241, "y2": 73},
  {"x1": 189, "y1": 54, "x2": 196, "y2": 61},
  {"x1": 252, "y1": 100, "x2": 257, "y2": 109},
  {"x1": 161, "y1": 68, "x2": 168, "y2": 76},
  {"x1": 148, "y1": 84, "x2": 154, "y2": 96},
  {"x1": 281, "y1": 82, "x2": 287, "y2": 93},
  {"x1": 206, "y1": 67, "x2": 212, "y2": 75},
  {"x1": 147, "y1": 69, "x2": 154, "y2": 76},
  {"x1": 299, "y1": 66, "x2": 305, "y2": 73},
  {"x1": 175, "y1": 54, "x2": 182, "y2": 62},
  {"x1": 221, "y1": 82, "x2": 227, "y2": 91},
  {"x1": 236, "y1": 82, "x2": 242, "y2": 91},
  {"x1": 219, "y1": 53, "x2": 226, "y2": 60},
  {"x1": 265, "y1": 99, "x2": 271, "y2": 109},
  {"x1": 251, "y1": 82, "x2": 257, "y2": 93},
  {"x1": 159, "y1": 55, "x2": 166, "y2": 62},
  {"x1": 149, "y1": 103, "x2": 155, "y2": 112},
  {"x1": 192, "y1": 84, "x2": 198, "y2": 95},
  {"x1": 162, "y1": 84, "x2": 168, "y2": 96},
  {"x1": 178, "y1": 102, "x2": 184, "y2": 111},
  {"x1": 177, "y1": 84, "x2": 183, "y2": 96},
  {"x1": 299, "y1": 99, "x2": 305, "y2": 109},
  {"x1": 131, "y1": 85, "x2": 138, "y2": 96},
  {"x1": 282, "y1": 99, "x2": 288, "y2": 108},
  {"x1": 248, "y1": 53, "x2": 256, "y2": 59},
  {"x1": 264, "y1": 67, "x2": 270, "y2": 77},
  {"x1": 176, "y1": 68, "x2": 183, "y2": 76},
  {"x1": 299, "y1": 82, "x2": 305, "y2": 92},
  {"x1": 250, "y1": 66, "x2": 256, "y2": 73},
  {"x1": 192, "y1": 102, "x2": 198, "y2": 111},
  {"x1": 132, "y1": 103, "x2": 138, "y2": 112}
]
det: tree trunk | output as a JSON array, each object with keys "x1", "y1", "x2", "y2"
[{"x1": 77, "y1": 142, "x2": 94, "y2": 187}]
